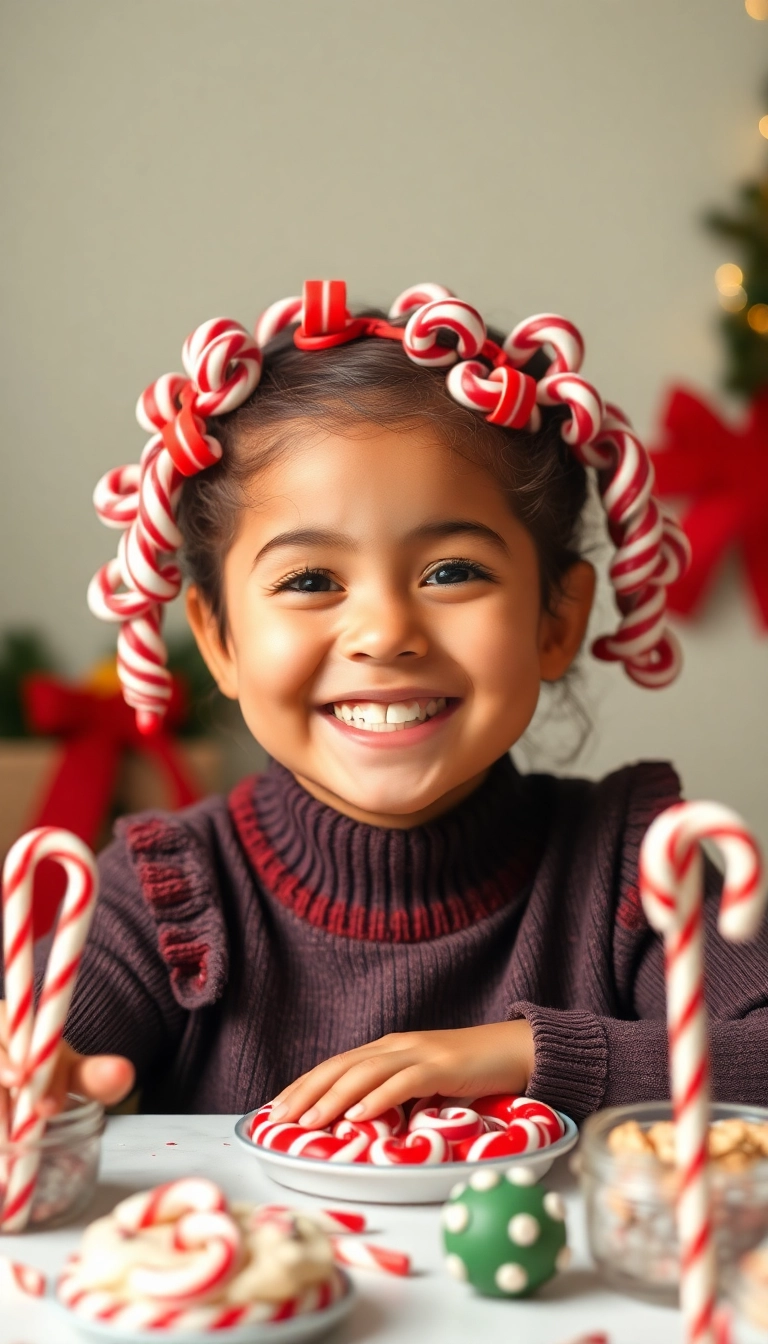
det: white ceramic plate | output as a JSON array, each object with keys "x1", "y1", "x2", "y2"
[
  {"x1": 54, "y1": 1276, "x2": 354, "y2": 1344},
  {"x1": 234, "y1": 1110, "x2": 578, "y2": 1203}
]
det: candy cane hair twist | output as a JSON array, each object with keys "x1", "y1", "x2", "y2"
[{"x1": 89, "y1": 280, "x2": 690, "y2": 732}]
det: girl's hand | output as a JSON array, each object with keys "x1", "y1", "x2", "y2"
[
  {"x1": 268, "y1": 1021, "x2": 535, "y2": 1130},
  {"x1": 0, "y1": 1000, "x2": 135, "y2": 1133}
]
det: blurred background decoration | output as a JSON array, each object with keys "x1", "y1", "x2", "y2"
[
  {"x1": 1, "y1": 0, "x2": 767, "y2": 876},
  {"x1": 649, "y1": 80, "x2": 768, "y2": 630},
  {"x1": 0, "y1": 628, "x2": 226, "y2": 935}
]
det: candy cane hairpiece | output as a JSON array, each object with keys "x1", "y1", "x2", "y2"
[{"x1": 88, "y1": 279, "x2": 690, "y2": 734}]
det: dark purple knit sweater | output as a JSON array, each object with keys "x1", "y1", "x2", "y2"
[{"x1": 44, "y1": 756, "x2": 768, "y2": 1121}]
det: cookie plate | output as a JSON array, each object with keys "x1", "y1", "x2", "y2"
[
  {"x1": 234, "y1": 1110, "x2": 578, "y2": 1204},
  {"x1": 54, "y1": 1273, "x2": 355, "y2": 1344}
]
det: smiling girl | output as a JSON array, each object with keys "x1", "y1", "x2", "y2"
[{"x1": 3, "y1": 281, "x2": 767, "y2": 1128}]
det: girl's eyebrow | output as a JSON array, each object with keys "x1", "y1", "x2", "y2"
[
  {"x1": 252, "y1": 528, "x2": 356, "y2": 566},
  {"x1": 252, "y1": 519, "x2": 509, "y2": 568},
  {"x1": 408, "y1": 519, "x2": 510, "y2": 554}
]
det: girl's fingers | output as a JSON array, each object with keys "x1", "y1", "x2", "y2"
[
  {"x1": 270, "y1": 1036, "x2": 408, "y2": 1119},
  {"x1": 341, "y1": 1064, "x2": 432, "y2": 1124},
  {"x1": 295, "y1": 1054, "x2": 413, "y2": 1131},
  {"x1": 271, "y1": 1050, "x2": 379, "y2": 1121},
  {"x1": 71, "y1": 1055, "x2": 135, "y2": 1108}
]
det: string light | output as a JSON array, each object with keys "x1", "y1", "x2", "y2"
[
  {"x1": 746, "y1": 0, "x2": 768, "y2": 18},
  {"x1": 720, "y1": 287, "x2": 748, "y2": 312},
  {"x1": 715, "y1": 263, "x2": 743, "y2": 293},
  {"x1": 747, "y1": 303, "x2": 768, "y2": 333}
]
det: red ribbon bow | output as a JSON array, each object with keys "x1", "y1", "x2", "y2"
[
  {"x1": 649, "y1": 387, "x2": 768, "y2": 627},
  {"x1": 21, "y1": 674, "x2": 201, "y2": 938}
]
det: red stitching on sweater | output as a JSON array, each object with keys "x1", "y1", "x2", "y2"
[{"x1": 228, "y1": 775, "x2": 538, "y2": 943}]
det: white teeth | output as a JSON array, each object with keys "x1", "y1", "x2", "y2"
[
  {"x1": 332, "y1": 698, "x2": 447, "y2": 731},
  {"x1": 386, "y1": 701, "x2": 422, "y2": 724}
]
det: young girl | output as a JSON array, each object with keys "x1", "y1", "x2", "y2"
[{"x1": 3, "y1": 281, "x2": 767, "y2": 1129}]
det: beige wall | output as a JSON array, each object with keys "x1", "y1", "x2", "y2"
[{"x1": 1, "y1": 1, "x2": 767, "y2": 841}]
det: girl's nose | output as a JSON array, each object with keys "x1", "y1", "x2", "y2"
[{"x1": 338, "y1": 591, "x2": 429, "y2": 662}]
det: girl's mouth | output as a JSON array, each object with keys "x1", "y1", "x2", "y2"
[
  {"x1": 319, "y1": 696, "x2": 459, "y2": 745},
  {"x1": 330, "y1": 697, "x2": 447, "y2": 733}
]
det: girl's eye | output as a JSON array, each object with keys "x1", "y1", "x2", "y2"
[
  {"x1": 423, "y1": 560, "x2": 493, "y2": 587},
  {"x1": 275, "y1": 568, "x2": 342, "y2": 594}
]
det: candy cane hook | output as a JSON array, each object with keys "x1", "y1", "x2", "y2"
[
  {"x1": 1, "y1": 828, "x2": 98, "y2": 1230},
  {"x1": 640, "y1": 801, "x2": 766, "y2": 1344}
]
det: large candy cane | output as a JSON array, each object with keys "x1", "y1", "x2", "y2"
[
  {"x1": 1, "y1": 828, "x2": 98, "y2": 1231},
  {"x1": 639, "y1": 802, "x2": 766, "y2": 1344}
]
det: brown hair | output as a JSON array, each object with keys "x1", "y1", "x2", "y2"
[{"x1": 177, "y1": 313, "x2": 588, "y2": 642}]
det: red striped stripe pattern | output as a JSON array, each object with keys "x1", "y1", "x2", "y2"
[
  {"x1": 57, "y1": 1259, "x2": 347, "y2": 1331},
  {"x1": 640, "y1": 801, "x2": 766, "y2": 1344},
  {"x1": 1, "y1": 828, "x2": 98, "y2": 1231}
]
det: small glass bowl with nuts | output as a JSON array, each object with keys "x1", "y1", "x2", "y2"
[{"x1": 580, "y1": 1101, "x2": 768, "y2": 1305}]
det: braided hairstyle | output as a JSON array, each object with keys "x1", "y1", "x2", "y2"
[{"x1": 88, "y1": 280, "x2": 690, "y2": 735}]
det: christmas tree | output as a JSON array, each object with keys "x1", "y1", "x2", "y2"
[{"x1": 706, "y1": 88, "x2": 768, "y2": 396}]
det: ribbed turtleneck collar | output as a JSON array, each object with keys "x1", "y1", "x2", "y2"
[{"x1": 228, "y1": 756, "x2": 546, "y2": 943}]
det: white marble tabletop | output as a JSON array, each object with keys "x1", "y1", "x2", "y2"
[{"x1": 0, "y1": 1114, "x2": 684, "y2": 1344}]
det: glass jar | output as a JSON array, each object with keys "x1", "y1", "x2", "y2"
[
  {"x1": 723, "y1": 1242, "x2": 768, "y2": 1341},
  {"x1": 581, "y1": 1101, "x2": 768, "y2": 1305},
  {"x1": 0, "y1": 1092, "x2": 104, "y2": 1232}
]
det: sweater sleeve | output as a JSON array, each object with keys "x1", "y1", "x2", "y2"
[
  {"x1": 37, "y1": 830, "x2": 188, "y2": 1083},
  {"x1": 509, "y1": 781, "x2": 768, "y2": 1122}
]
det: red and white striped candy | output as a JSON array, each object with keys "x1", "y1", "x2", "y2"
[
  {"x1": 1, "y1": 828, "x2": 98, "y2": 1231},
  {"x1": 640, "y1": 802, "x2": 766, "y2": 1344},
  {"x1": 127, "y1": 1209, "x2": 242, "y2": 1303},
  {"x1": 255, "y1": 295, "x2": 303, "y2": 348},
  {"x1": 445, "y1": 361, "x2": 538, "y2": 429},
  {"x1": 536, "y1": 372, "x2": 604, "y2": 447},
  {"x1": 508, "y1": 1098, "x2": 565, "y2": 1142},
  {"x1": 409, "y1": 1105, "x2": 485, "y2": 1144},
  {"x1": 181, "y1": 319, "x2": 262, "y2": 416},
  {"x1": 453, "y1": 1120, "x2": 546, "y2": 1162},
  {"x1": 403, "y1": 298, "x2": 486, "y2": 368},
  {"x1": 330, "y1": 1237, "x2": 411, "y2": 1277},
  {"x1": 503, "y1": 313, "x2": 585, "y2": 375},
  {"x1": 0, "y1": 1255, "x2": 46, "y2": 1298},
  {"x1": 114, "y1": 1178, "x2": 227, "y2": 1233},
  {"x1": 389, "y1": 283, "x2": 453, "y2": 318},
  {"x1": 368, "y1": 1130, "x2": 449, "y2": 1165},
  {"x1": 58, "y1": 1258, "x2": 346, "y2": 1330},
  {"x1": 253, "y1": 1205, "x2": 366, "y2": 1235},
  {"x1": 254, "y1": 1122, "x2": 370, "y2": 1163}
]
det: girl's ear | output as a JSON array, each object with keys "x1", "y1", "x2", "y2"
[
  {"x1": 185, "y1": 586, "x2": 240, "y2": 701},
  {"x1": 537, "y1": 560, "x2": 596, "y2": 682}
]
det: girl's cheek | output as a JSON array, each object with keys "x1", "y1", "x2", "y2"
[{"x1": 237, "y1": 606, "x2": 331, "y2": 707}]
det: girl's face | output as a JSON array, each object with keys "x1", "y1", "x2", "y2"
[{"x1": 188, "y1": 421, "x2": 594, "y2": 826}]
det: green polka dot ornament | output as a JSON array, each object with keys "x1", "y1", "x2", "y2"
[{"x1": 441, "y1": 1165, "x2": 569, "y2": 1298}]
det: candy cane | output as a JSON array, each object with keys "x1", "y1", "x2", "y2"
[
  {"x1": 329, "y1": 1237, "x2": 411, "y2": 1277},
  {"x1": 127, "y1": 1209, "x2": 242, "y2": 1302},
  {"x1": 253, "y1": 1204, "x2": 366, "y2": 1235},
  {"x1": 1, "y1": 828, "x2": 98, "y2": 1231},
  {"x1": 113, "y1": 1178, "x2": 227, "y2": 1232},
  {"x1": 0, "y1": 1255, "x2": 46, "y2": 1298},
  {"x1": 640, "y1": 802, "x2": 766, "y2": 1344}
]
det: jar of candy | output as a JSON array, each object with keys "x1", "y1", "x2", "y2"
[
  {"x1": 0, "y1": 1092, "x2": 104, "y2": 1232},
  {"x1": 581, "y1": 1101, "x2": 768, "y2": 1305},
  {"x1": 722, "y1": 1241, "x2": 768, "y2": 1341}
]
